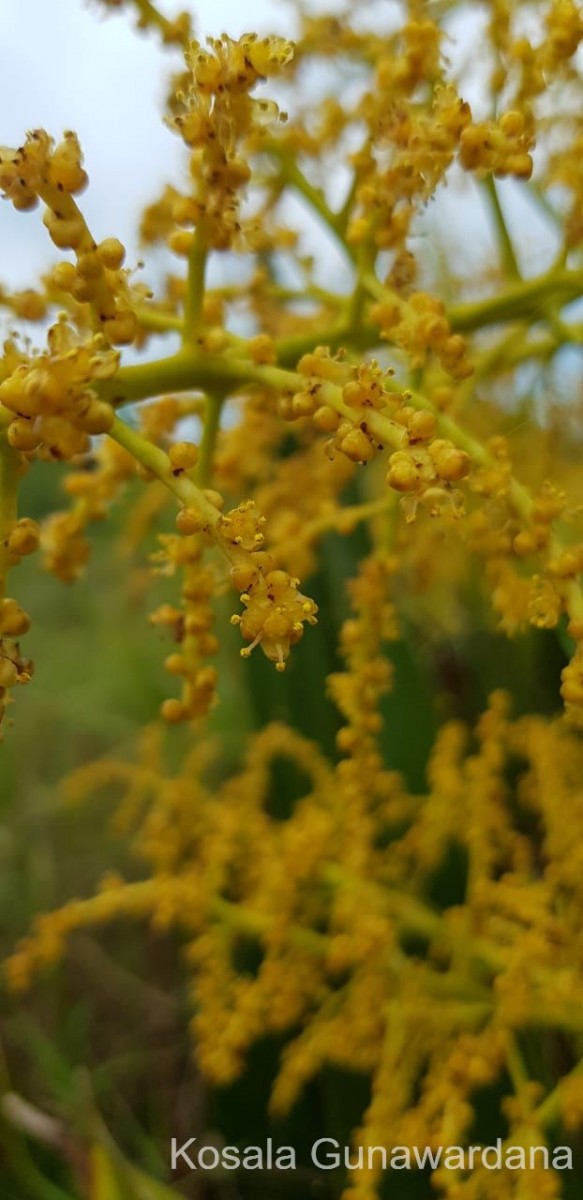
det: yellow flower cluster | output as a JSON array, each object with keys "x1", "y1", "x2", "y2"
[
  {"x1": 232, "y1": 564, "x2": 318, "y2": 672},
  {"x1": 458, "y1": 111, "x2": 534, "y2": 180},
  {"x1": 0, "y1": 595, "x2": 33, "y2": 729},
  {"x1": 0, "y1": 131, "x2": 144, "y2": 345},
  {"x1": 370, "y1": 292, "x2": 474, "y2": 380},
  {"x1": 42, "y1": 437, "x2": 137, "y2": 583},
  {"x1": 150, "y1": 441, "x2": 221, "y2": 722},
  {"x1": 145, "y1": 32, "x2": 294, "y2": 258},
  {"x1": 9, "y1": 682, "x2": 583, "y2": 1198},
  {"x1": 0, "y1": 318, "x2": 117, "y2": 457},
  {"x1": 1, "y1": 1, "x2": 583, "y2": 1192},
  {"x1": 347, "y1": 80, "x2": 473, "y2": 252}
]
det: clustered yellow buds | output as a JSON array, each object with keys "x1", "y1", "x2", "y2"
[
  {"x1": 150, "y1": 488, "x2": 318, "y2": 715},
  {"x1": 346, "y1": 78, "x2": 472, "y2": 253},
  {"x1": 49, "y1": 238, "x2": 144, "y2": 346},
  {"x1": 0, "y1": 131, "x2": 144, "y2": 346},
  {"x1": 0, "y1": 597, "x2": 33, "y2": 731},
  {"x1": 185, "y1": 32, "x2": 294, "y2": 98},
  {"x1": 459, "y1": 111, "x2": 534, "y2": 179},
  {"x1": 0, "y1": 129, "x2": 85, "y2": 209},
  {"x1": 232, "y1": 566, "x2": 318, "y2": 672},
  {"x1": 290, "y1": 347, "x2": 473, "y2": 521},
  {"x1": 151, "y1": 535, "x2": 220, "y2": 724},
  {"x1": 328, "y1": 554, "x2": 397, "y2": 778},
  {"x1": 36, "y1": 440, "x2": 135, "y2": 585},
  {"x1": 163, "y1": 33, "x2": 294, "y2": 253},
  {"x1": 370, "y1": 292, "x2": 473, "y2": 380},
  {"x1": 0, "y1": 318, "x2": 117, "y2": 460},
  {"x1": 219, "y1": 500, "x2": 266, "y2": 552},
  {"x1": 561, "y1": 644, "x2": 583, "y2": 714},
  {"x1": 386, "y1": 439, "x2": 470, "y2": 521}
]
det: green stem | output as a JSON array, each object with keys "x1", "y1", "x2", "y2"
[
  {"x1": 506, "y1": 1033, "x2": 530, "y2": 1093},
  {"x1": 346, "y1": 240, "x2": 377, "y2": 330},
  {"x1": 211, "y1": 895, "x2": 327, "y2": 956},
  {"x1": 108, "y1": 415, "x2": 222, "y2": 532},
  {"x1": 132, "y1": 0, "x2": 188, "y2": 42},
  {"x1": 9, "y1": 868, "x2": 583, "y2": 1040},
  {"x1": 99, "y1": 340, "x2": 544, "y2": 534},
  {"x1": 97, "y1": 345, "x2": 531, "y2": 531},
  {"x1": 100, "y1": 350, "x2": 239, "y2": 407},
  {"x1": 266, "y1": 142, "x2": 356, "y2": 265},
  {"x1": 483, "y1": 175, "x2": 521, "y2": 280},
  {"x1": 196, "y1": 392, "x2": 225, "y2": 487},
  {"x1": 448, "y1": 268, "x2": 583, "y2": 332},
  {"x1": 135, "y1": 307, "x2": 182, "y2": 334},
  {"x1": 526, "y1": 181, "x2": 563, "y2": 233},
  {"x1": 183, "y1": 223, "x2": 208, "y2": 342},
  {"x1": 362, "y1": 267, "x2": 583, "y2": 334},
  {"x1": 0, "y1": 439, "x2": 20, "y2": 602},
  {"x1": 337, "y1": 169, "x2": 359, "y2": 235},
  {"x1": 102, "y1": 264, "x2": 583, "y2": 410},
  {"x1": 274, "y1": 320, "x2": 376, "y2": 365},
  {"x1": 535, "y1": 1055, "x2": 583, "y2": 1128}
]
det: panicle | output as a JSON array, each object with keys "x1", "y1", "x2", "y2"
[
  {"x1": 162, "y1": 33, "x2": 294, "y2": 254},
  {"x1": 3, "y1": 3, "x2": 583, "y2": 1189}
]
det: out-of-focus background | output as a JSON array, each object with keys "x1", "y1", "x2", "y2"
[
  {"x1": 0, "y1": 4, "x2": 577, "y2": 1199},
  {"x1": 0, "y1": 0, "x2": 560, "y2": 291}
]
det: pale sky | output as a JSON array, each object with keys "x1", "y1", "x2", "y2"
[
  {"x1": 0, "y1": 0, "x2": 299, "y2": 290},
  {"x1": 0, "y1": 0, "x2": 562, "y2": 308}
]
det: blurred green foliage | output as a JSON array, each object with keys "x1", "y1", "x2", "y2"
[{"x1": 0, "y1": 461, "x2": 570, "y2": 1199}]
